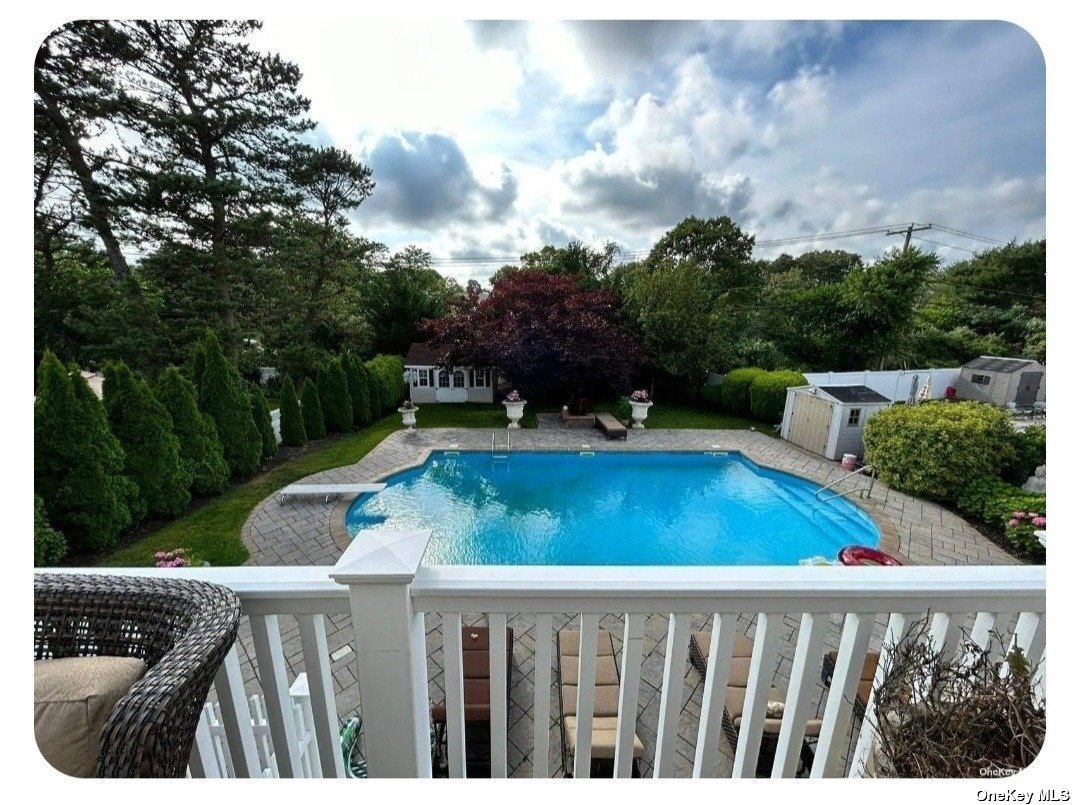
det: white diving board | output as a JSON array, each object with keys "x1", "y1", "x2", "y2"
[{"x1": 277, "y1": 483, "x2": 387, "y2": 504}]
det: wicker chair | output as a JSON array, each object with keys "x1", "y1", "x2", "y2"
[{"x1": 34, "y1": 574, "x2": 242, "y2": 777}]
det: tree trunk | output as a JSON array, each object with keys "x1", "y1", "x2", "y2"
[{"x1": 34, "y1": 85, "x2": 130, "y2": 281}]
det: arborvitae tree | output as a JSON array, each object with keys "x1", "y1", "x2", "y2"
[
  {"x1": 300, "y1": 378, "x2": 326, "y2": 440},
  {"x1": 196, "y1": 330, "x2": 261, "y2": 477},
  {"x1": 190, "y1": 339, "x2": 207, "y2": 396},
  {"x1": 249, "y1": 384, "x2": 278, "y2": 460},
  {"x1": 34, "y1": 495, "x2": 67, "y2": 567},
  {"x1": 34, "y1": 352, "x2": 134, "y2": 553},
  {"x1": 278, "y1": 375, "x2": 306, "y2": 446},
  {"x1": 155, "y1": 366, "x2": 229, "y2": 496},
  {"x1": 344, "y1": 354, "x2": 372, "y2": 427},
  {"x1": 316, "y1": 358, "x2": 353, "y2": 433},
  {"x1": 360, "y1": 360, "x2": 381, "y2": 418},
  {"x1": 103, "y1": 362, "x2": 191, "y2": 519}
]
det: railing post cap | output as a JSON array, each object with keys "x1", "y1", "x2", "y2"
[{"x1": 330, "y1": 528, "x2": 433, "y2": 584}]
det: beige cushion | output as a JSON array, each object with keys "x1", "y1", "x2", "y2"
[
  {"x1": 35, "y1": 656, "x2": 147, "y2": 777},
  {"x1": 565, "y1": 716, "x2": 645, "y2": 759}
]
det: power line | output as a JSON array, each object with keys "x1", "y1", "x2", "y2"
[
  {"x1": 911, "y1": 236, "x2": 979, "y2": 255},
  {"x1": 931, "y1": 224, "x2": 1009, "y2": 247}
]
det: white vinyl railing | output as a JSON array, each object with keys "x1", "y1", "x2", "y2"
[{"x1": 43, "y1": 530, "x2": 1045, "y2": 780}]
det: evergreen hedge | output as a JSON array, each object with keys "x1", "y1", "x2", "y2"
[
  {"x1": 34, "y1": 495, "x2": 67, "y2": 567},
  {"x1": 344, "y1": 354, "x2": 372, "y2": 427},
  {"x1": 249, "y1": 384, "x2": 279, "y2": 460},
  {"x1": 749, "y1": 370, "x2": 808, "y2": 423},
  {"x1": 196, "y1": 331, "x2": 261, "y2": 478},
  {"x1": 366, "y1": 354, "x2": 406, "y2": 415},
  {"x1": 300, "y1": 378, "x2": 326, "y2": 440},
  {"x1": 316, "y1": 358, "x2": 353, "y2": 434},
  {"x1": 155, "y1": 367, "x2": 230, "y2": 496},
  {"x1": 278, "y1": 375, "x2": 307, "y2": 446},
  {"x1": 34, "y1": 352, "x2": 135, "y2": 553},
  {"x1": 103, "y1": 362, "x2": 191, "y2": 520},
  {"x1": 863, "y1": 401, "x2": 1015, "y2": 503},
  {"x1": 720, "y1": 368, "x2": 768, "y2": 416}
]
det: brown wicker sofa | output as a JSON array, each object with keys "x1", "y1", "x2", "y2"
[{"x1": 34, "y1": 574, "x2": 242, "y2": 777}]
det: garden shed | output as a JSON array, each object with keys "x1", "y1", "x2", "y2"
[
  {"x1": 954, "y1": 356, "x2": 1045, "y2": 408},
  {"x1": 404, "y1": 342, "x2": 494, "y2": 404},
  {"x1": 780, "y1": 385, "x2": 892, "y2": 461}
]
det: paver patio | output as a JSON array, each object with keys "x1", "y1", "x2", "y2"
[{"x1": 232, "y1": 427, "x2": 1021, "y2": 777}]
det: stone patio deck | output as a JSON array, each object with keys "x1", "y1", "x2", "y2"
[{"x1": 233, "y1": 427, "x2": 1020, "y2": 777}]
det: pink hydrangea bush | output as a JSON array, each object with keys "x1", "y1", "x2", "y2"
[
  {"x1": 1004, "y1": 511, "x2": 1046, "y2": 556},
  {"x1": 154, "y1": 548, "x2": 190, "y2": 568}
]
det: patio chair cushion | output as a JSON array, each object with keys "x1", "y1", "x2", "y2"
[
  {"x1": 35, "y1": 656, "x2": 147, "y2": 777},
  {"x1": 564, "y1": 716, "x2": 645, "y2": 760}
]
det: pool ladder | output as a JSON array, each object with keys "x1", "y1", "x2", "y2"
[
  {"x1": 815, "y1": 465, "x2": 876, "y2": 503},
  {"x1": 491, "y1": 431, "x2": 510, "y2": 460}
]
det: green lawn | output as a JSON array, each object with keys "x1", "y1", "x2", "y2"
[
  {"x1": 101, "y1": 415, "x2": 402, "y2": 568},
  {"x1": 100, "y1": 400, "x2": 768, "y2": 568}
]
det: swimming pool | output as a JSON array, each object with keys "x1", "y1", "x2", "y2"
[{"x1": 344, "y1": 451, "x2": 879, "y2": 566}]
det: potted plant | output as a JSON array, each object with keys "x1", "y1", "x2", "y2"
[
  {"x1": 628, "y1": 389, "x2": 653, "y2": 429},
  {"x1": 397, "y1": 399, "x2": 419, "y2": 430},
  {"x1": 502, "y1": 389, "x2": 526, "y2": 429}
]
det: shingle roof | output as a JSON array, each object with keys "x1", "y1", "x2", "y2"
[
  {"x1": 404, "y1": 342, "x2": 441, "y2": 366},
  {"x1": 817, "y1": 385, "x2": 891, "y2": 404},
  {"x1": 963, "y1": 356, "x2": 1038, "y2": 373}
]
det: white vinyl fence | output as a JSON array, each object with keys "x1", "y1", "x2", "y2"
[{"x1": 803, "y1": 368, "x2": 961, "y2": 403}]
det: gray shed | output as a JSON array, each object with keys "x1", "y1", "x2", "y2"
[
  {"x1": 780, "y1": 385, "x2": 892, "y2": 460},
  {"x1": 954, "y1": 356, "x2": 1045, "y2": 408}
]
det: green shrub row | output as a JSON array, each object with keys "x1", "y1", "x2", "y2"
[
  {"x1": 703, "y1": 367, "x2": 807, "y2": 422},
  {"x1": 956, "y1": 475, "x2": 1046, "y2": 558}
]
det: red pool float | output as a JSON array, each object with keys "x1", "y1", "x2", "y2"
[{"x1": 838, "y1": 545, "x2": 904, "y2": 566}]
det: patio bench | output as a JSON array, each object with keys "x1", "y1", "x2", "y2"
[{"x1": 594, "y1": 413, "x2": 628, "y2": 440}]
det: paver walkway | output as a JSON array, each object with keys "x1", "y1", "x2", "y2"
[{"x1": 232, "y1": 427, "x2": 1022, "y2": 777}]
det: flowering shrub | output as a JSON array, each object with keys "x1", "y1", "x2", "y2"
[
  {"x1": 629, "y1": 389, "x2": 651, "y2": 403},
  {"x1": 155, "y1": 548, "x2": 191, "y2": 568},
  {"x1": 503, "y1": 390, "x2": 522, "y2": 403},
  {"x1": 1005, "y1": 511, "x2": 1046, "y2": 557}
]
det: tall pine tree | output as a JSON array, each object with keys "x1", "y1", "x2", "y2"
[
  {"x1": 278, "y1": 375, "x2": 306, "y2": 446},
  {"x1": 103, "y1": 361, "x2": 191, "y2": 519},
  {"x1": 35, "y1": 352, "x2": 134, "y2": 553},
  {"x1": 300, "y1": 378, "x2": 326, "y2": 440},
  {"x1": 155, "y1": 366, "x2": 229, "y2": 496},
  {"x1": 344, "y1": 353, "x2": 372, "y2": 427},
  {"x1": 196, "y1": 330, "x2": 261, "y2": 477}
]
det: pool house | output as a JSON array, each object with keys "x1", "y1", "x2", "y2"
[{"x1": 405, "y1": 342, "x2": 495, "y2": 403}]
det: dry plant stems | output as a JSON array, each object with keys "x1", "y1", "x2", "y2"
[{"x1": 869, "y1": 617, "x2": 1045, "y2": 777}]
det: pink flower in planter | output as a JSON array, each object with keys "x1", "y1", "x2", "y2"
[
  {"x1": 630, "y1": 389, "x2": 651, "y2": 403},
  {"x1": 1032, "y1": 516, "x2": 1047, "y2": 528},
  {"x1": 504, "y1": 390, "x2": 522, "y2": 403}
]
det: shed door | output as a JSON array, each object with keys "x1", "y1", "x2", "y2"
[
  {"x1": 1014, "y1": 372, "x2": 1041, "y2": 407},
  {"x1": 787, "y1": 394, "x2": 833, "y2": 456}
]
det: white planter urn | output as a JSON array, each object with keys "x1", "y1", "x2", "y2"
[
  {"x1": 503, "y1": 400, "x2": 527, "y2": 429},
  {"x1": 629, "y1": 400, "x2": 653, "y2": 429},
  {"x1": 397, "y1": 405, "x2": 418, "y2": 430}
]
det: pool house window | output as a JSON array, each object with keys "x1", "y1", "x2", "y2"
[
  {"x1": 414, "y1": 369, "x2": 429, "y2": 387},
  {"x1": 470, "y1": 368, "x2": 490, "y2": 388},
  {"x1": 972, "y1": 373, "x2": 991, "y2": 386},
  {"x1": 847, "y1": 408, "x2": 862, "y2": 426}
]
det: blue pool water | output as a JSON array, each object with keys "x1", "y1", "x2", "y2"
[{"x1": 344, "y1": 451, "x2": 879, "y2": 566}]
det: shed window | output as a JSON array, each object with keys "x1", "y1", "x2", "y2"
[
  {"x1": 416, "y1": 369, "x2": 429, "y2": 387},
  {"x1": 847, "y1": 408, "x2": 862, "y2": 427},
  {"x1": 452, "y1": 369, "x2": 466, "y2": 388},
  {"x1": 438, "y1": 371, "x2": 450, "y2": 388},
  {"x1": 470, "y1": 369, "x2": 490, "y2": 388},
  {"x1": 971, "y1": 373, "x2": 991, "y2": 386}
]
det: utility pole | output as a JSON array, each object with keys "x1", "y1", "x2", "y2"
[{"x1": 886, "y1": 222, "x2": 932, "y2": 253}]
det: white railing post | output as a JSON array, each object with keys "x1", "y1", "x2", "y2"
[{"x1": 331, "y1": 529, "x2": 435, "y2": 778}]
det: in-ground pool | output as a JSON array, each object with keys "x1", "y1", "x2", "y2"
[{"x1": 345, "y1": 451, "x2": 879, "y2": 566}]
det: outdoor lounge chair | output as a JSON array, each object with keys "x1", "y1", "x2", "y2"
[
  {"x1": 556, "y1": 628, "x2": 644, "y2": 777},
  {"x1": 431, "y1": 625, "x2": 513, "y2": 777},
  {"x1": 821, "y1": 650, "x2": 881, "y2": 722},
  {"x1": 689, "y1": 631, "x2": 818, "y2": 777},
  {"x1": 595, "y1": 412, "x2": 628, "y2": 441}
]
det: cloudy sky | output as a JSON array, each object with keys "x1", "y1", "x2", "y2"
[{"x1": 256, "y1": 20, "x2": 1045, "y2": 283}]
